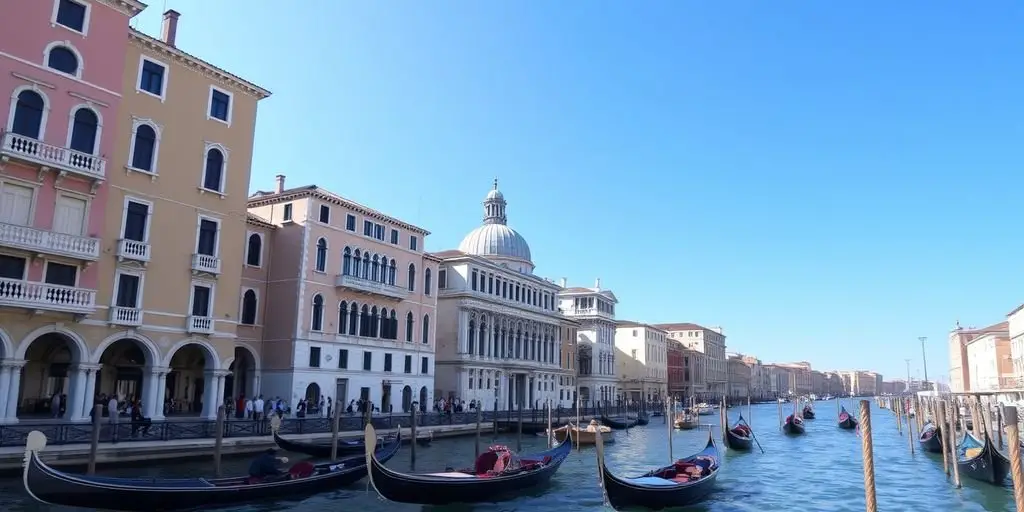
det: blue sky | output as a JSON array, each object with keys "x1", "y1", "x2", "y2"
[{"x1": 137, "y1": 1, "x2": 1024, "y2": 380}]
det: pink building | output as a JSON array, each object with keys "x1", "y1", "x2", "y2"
[{"x1": 0, "y1": 0, "x2": 141, "y2": 321}]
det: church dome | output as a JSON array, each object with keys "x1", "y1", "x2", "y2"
[
  {"x1": 457, "y1": 180, "x2": 533, "y2": 265},
  {"x1": 459, "y1": 223, "x2": 532, "y2": 262}
]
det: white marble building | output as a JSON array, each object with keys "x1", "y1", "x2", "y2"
[
  {"x1": 433, "y1": 182, "x2": 569, "y2": 410},
  {"x1": 560, "y1": 282, "x2": 619, "y2": 404},
  {"x1": 614, "y1": 321, "x2": 667, "y2": 402}
]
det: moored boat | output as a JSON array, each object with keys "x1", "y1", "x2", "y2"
[
  {"x1": 22, "y1": 429, "x2": 401, "y2": 511},
  {"x1": 695, "y1": 403, "x2": 714, "y2": 416},
  {"x1": 838, "y1": 406, "x2": 858, "y2": 430},
  {"x1": 802, "y1": 405, "x2": 815, "y2": 420},
  {"x1": 636, "y1": 411, "x2": 650, "y2": 426},
  {"x1": 601, "y1": 413, "x2": 639, "y2": 430},
  {"x1": 918, "y1": 424, "x2": 943, "y2": 454},
  {"x1": 674, "y1": 411, "x2": 699, "y2": 430},
  {"x1": 548, "y1": 420, "x2": 615, "y2": 445},
  {"x1": 957, "y1": 433, "x2": 1010, "y2": 486},
  {"x1": 783, "y1": 414, "x2": 805, "y2": 435},
  {"x1": 595, "y1": 429, "x2": 720, "y2": 510},
  {"x1": 366, "y1": 424, "x2": 571, "y2": 504},
  {"x1": 725, "y1": 416, "x2": 754, "y2": 451}
]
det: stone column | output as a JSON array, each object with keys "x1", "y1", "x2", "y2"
[
  {"x1": 457, "y1": 309, "x2": 469, "y2": 354},
  {"x1": 250, "y1": 372, "x2": 261, "y2": 397},
  {"x1": 144, "y1": 367, "x2": 168, "y2": 419},
  {"x1": 153, "y1": 372, "x2": 168, "y2": 421},
  {"x1": 69, "y1": 363, "x2": 101, "y2": 422},
  {"x1": 215, "y1": 371, "x2": 227, "y2": 410},
  {"x1": 202, "y1": 370, "x2": 218, "y2": 419},
  {"x1": 0, "y1": 364, "x2": 11, "y2": 421},
  {"x1": 4, "y1": 360, "x2": 25, "y2": 424}
]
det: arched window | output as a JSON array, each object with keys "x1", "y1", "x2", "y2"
[
  {"x1": 342, "y1": 247, "x2": 352, "y2": 275},
  {"x1": 372, "y1": 255, "x2": 380, "y2": 281},
  {"x1": 422, "y1": 314, "x2": 430, "y2": 344},
  {"x1": 11, "y1": 90, "x2": 45, "y2": 138},
  {"x1": 69, "y1": 107, "x2": 98, "y2": 154},
  {"x1": 362, "y1": 253, "x2": 370, "y2": 279},
  {"x1": 339, "y1": 301, "x2": 348, "y2": 334},
  {"x1": 203, "y1": 147, "x2": 225, "y2": 192},
  {"x1": 310, "y1": 294, "x2": 324, "y2": 331},
  {"x1": 246, "y1": 233, "x2": 262, "y2": 266},
  {"x1": 424, "y1": 268, "x2": 432, "y2": 295},
  {"x1": 370, "y1": 306, "x2": 379, "y2": 338},
  {"x1": 359, "y1": 305, "x2": 370, "y2": 337},
  {"x1": 407, "y1": 263, "x2": 416, "y2": 292},
  {"x1": 388, "y1": 260, "x2": 397, "y2": 285},
  {"x1": 479, "y1": 320, "x2": 488, "y2": 355},
  {"x1": 348, "y1": 302, "x2": 358, "y2": 335},
  {"x1": 315, "y1": 238, "x2": 327, "y2": 272},
  {"x1": 406, "y1": 312, "x2": 414, "y2": 342},
  {"x1": 46, "y1": 46, "x2": 79, "y2": 76},
  {"x1": 467, "y1": 319, "x2": 475, "y2": 355},
  {"x1": 390, "y1": 310, "x2": 398, "y2": 340},
  {"x1": 130, "y1": 123, "x2": 157, "y2": 171},
  {"x1": 353, "y1": 249, "x2": 362, "y2": 276},
  {"x1": 241, "y1": 289, "x2": 257, "y2": 325},
  {"x1": 379, "y1": 257, "x2": 389, "y2": 283},
  {"x1": 380, "y1": 307, "x2": 390, "y2": 339}
]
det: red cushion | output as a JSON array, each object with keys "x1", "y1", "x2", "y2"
[{"x1": 289, "y1": 461, "x2": 316, "y2": 479}]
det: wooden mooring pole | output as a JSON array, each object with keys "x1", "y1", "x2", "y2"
[
  {"x1": 905, "y1": 399, "x2": 915, "y2": 455},
  {"x1": 329, "y1": 399, "x2": 341, "y2": 460},
  {"x1": 777, "y1": 399, "x2": 783, "y2": 431},
  {"x1": 946, "y1": 400, "x2": 961, "y2": 488},
  {"x1": 213, "y1": 405, "x2": 225, "y2": 477},
  {"x1": 87, "y1": 404, "x2": 102, "y2": 475},
  {"x1": 858, "y1": 400, "x2": 877, "y2": 512},
  {"x1": 1003, "y1": 406, "x2": 1024, "y2": 511},
  {"x1": 936, "y1": 400, "x2": 949, "y2": 476}
]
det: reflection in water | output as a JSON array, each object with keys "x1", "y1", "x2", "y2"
[{"x1": 0, "y1": 402, "x2": 1016, "y2": 511}]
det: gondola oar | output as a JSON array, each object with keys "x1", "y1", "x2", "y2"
[{"x1": 738, "y1": 415, "x2": 765, "y2": 454}]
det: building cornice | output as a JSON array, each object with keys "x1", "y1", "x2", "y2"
[
  {"x1": 129, "y1": 30, "x2": 271, "y2": 100},
  {"x1": 436, "y1": 254, "x2": 559, "y2": 289},
  {"x1": 247, "y1": 188, "x2": 429, "y2": 235},
  {"x1": 455, "y1": 298, "x2": 563, "y2": 325},
  {"x1": 246, "y1": 213, "x2": 275, "y2": 230},
  {"x1": 97, "y1": 0, "x2": 146, "y2": 16}
]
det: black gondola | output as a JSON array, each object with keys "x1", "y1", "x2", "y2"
[
  {"x1": 918, "y1": 424, "x2": 943, "y2": 454},
  {"x1": 365, "y1": 423, "x2": 571, "y2": 504},
  {"x1": 802, "y1": 405, "x2": 815, "y2": 420},
  {"x1": 725, "y1": 416, "x2": 754, "y2": 451},
  {"x1": 595, "y1": 429, "x2": 720, "y2": 510},
  {"x1": 838, "y1": 406, "x2": 858, "y2": 430},
  {"x1": 957, "y1": 432, "x2": 1010, "y2": 486},
  {"x1": 22, "y1": 429, "x2": 401, "y2": 511},
  {"x1": 783, "y1": 414, "x2": 805, "y2": 435},
  {"x1": 601, "y1": 414, "x2": 639, "y2": 430},
  {"x1": 272, "y1": 430, "x2": 426, "y2": 459},
  {"x1": 636, "y1": 411, "x2": 650, "y2": 426}
]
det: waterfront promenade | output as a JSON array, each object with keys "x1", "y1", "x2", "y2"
[{"x1": 1, "y1": 400, "x2": 1013, "y2": 512}]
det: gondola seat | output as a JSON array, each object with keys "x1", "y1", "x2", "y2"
[
  {"x1": 289, "y1": 461, "x2": 316, "y2": 479},
  {"x1": 474, "y1": 451, "x2": 499, "y2": 474}
]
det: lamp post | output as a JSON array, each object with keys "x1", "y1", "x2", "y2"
[
  {"x1": 919, "y1": 336, "x2": 929, "y2": 388},
  {"x1": 905, "y1": 359, "x2": 912, "y2": 393}
]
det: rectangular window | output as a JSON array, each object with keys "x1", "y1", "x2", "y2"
[
  {"x1": 138, "y1": 59, "x2": 166, "y2": 98},
  {"x1": 409, "y1": 235, "x2": 418, "y2": 251},
  {"x1": 363, "y1": 220, "x2": 373, "y2": 236},
  {"x1": 384, "y1": 353, "x2": 392, "y2": 372},
  {"x1": 0, "y1": 255, "x2": 27, "y2": 280},
  {"x1": 471, "y1": 269, "x2": 478, "y2": 291},
  {"x1": 208, "y1": 87, "x2": 231, "y2": 123},
  {"x1": 438, "y1": 269, "x2": 447, "y2": 289},
  {"x1": 190, "y1": 284, "x2": 212, "y2": 316},
  {"x1": 346, "y1": 214, "x2": 356, "y2": 231},
  {"x1": 282, "y1": 203, "x2": 293, "y2": 222},
  {"x1": 421, "y1": 357, "x2": 429, "y2": 374},
  {"x1": 362, "y1": 351, "x2": 372, "y2": 370},
  {"x1": 44, "y1": 262, "x2": 77, "y2": 287},
  {"x1": 114, "y1": 272, "x2": 140, "y2": 308},
  {"x1": 404, "y1": 355, "x2": 412, "y2": 374},
  {"x1": 0, "y1": 182, "x2": 33, "y2": 226},
  {"x1": 122, "y1": 200, "x2": 150, "y2": 242},
  {"x1": 338, "y1": 349, "x2": 349, "y2": 369},
  {"x1": 390, "y1": 229, "x2": 399, "y2": 244},
  {"x1": 196, "y1": 218, "x2": 218, "y2": 256},
  {"x1": 374, "y1": 223, "x2": 385, "y2": 241},
  {"x1": 55, "y1": 0, "x2": 87, "y2": 33},
  {"x1": 309, "y1": 346, "x2": 321, "y2": 368},
  {"x1": 319, "y1": 204, "x2": 331, "y2": 223}
]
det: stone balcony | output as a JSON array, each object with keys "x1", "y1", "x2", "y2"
[
  {"x1": 564, "y1": 307, "x2": 615, "y2": 321},
  {"x1": 1, "y1": 131, "x2": 105, "y2": 187},
  {"x1": 109, "y1": 306, "x2": 142, "y2": 327},
  {"x1": 191, "y1": 253, "x2": 221, "y2": 275},
  {"x1": 0, "y1": 278, "x2": 96, "y2": 315},
  {"x1": 0, "y1": 222, "x2": 100, "y2": 261},
  {"x1": 116, "y1": 239, "x2": 150, "y2": 264},
  {"x1": 187, "y1": 315, "x2": 214, "y2": 334},
  {"x1": 334, "y1": 274, "x2": 408, "y2": 300}
]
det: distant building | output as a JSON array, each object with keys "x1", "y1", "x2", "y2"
[
  {"x1": 614, "y1": 322, "x2": 667, "y2": 402},
  {"x1": 560, "y1": 281, "x2": 619, "y2": 405},
  {"x1": 655, "y1": 323, "x2": 727, "y2": 397},
  {"x1": 964, "y1": 322, "x2": 1012, "y2": 391},
  {"x1": 950, "y1": 321, "x2": 1008, "y2": 392}
]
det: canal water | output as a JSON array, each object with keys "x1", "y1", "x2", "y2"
[{"x1": 0, "y1": 400, "x2": 1014, "y2": 511}]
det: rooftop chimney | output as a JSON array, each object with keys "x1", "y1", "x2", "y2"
[
  {"x1": 594, "y1": 278, "x2": 601, "y2": 290},
  {"x1": 161, "y1": 10, "x2": 180, "y2": 47},
  {"x1": 559, "y1": 278, "x2": 567, "y2": 288},
  {"x1": 275, "y1": 174, "x2": 286, "y2": 194}
]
